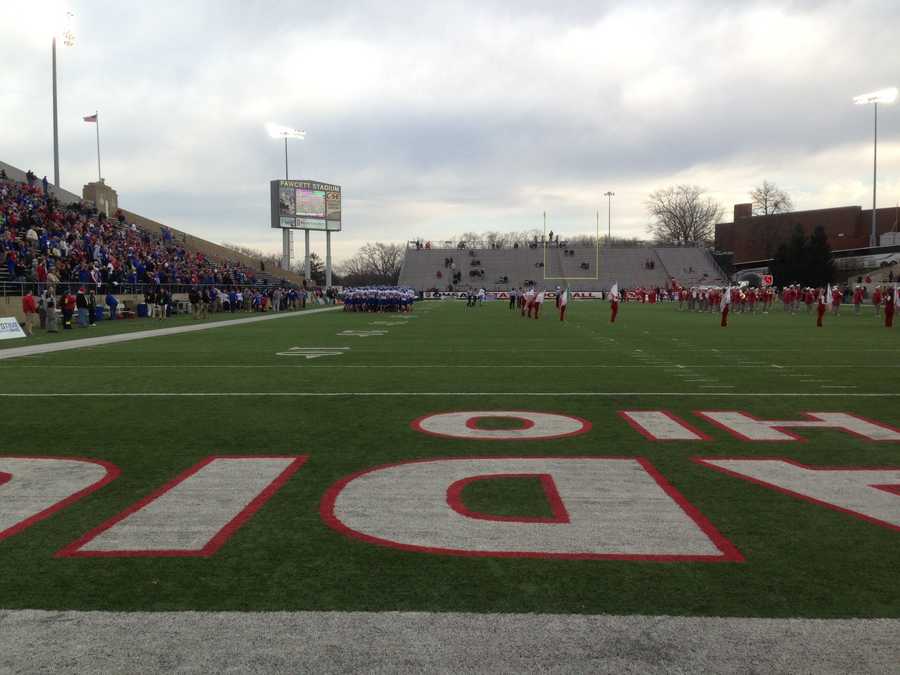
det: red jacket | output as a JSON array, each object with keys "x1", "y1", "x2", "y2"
[{"x1": 22, "y1": 295, "x2": 37, "y2": 313}]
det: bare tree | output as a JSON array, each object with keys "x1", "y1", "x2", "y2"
[
  {"x1": 339, "y1": 242, "x2": 405, "y2": 285},
  {"x1": 751, "y1": 180, "x2": 793, "y2": 216},
  {"x1": 645, "y1": 185, "x2": 723, "y2": 246}
]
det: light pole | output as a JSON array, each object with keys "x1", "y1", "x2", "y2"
[
  {"x1": 51, "y1": 12, "x2": 76, "y2": 188},
  {"x1": 854, "y1": 87, "x2": 898, "y2": 248},
  {"x1": 603, "y1": 191, "x2": 615, "y2": 245},
  {"x1": 267, "y1": 123, "x2": 306, "y2": 272}
]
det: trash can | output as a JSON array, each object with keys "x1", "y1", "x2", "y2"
[{"x1": 137, "y1": 303, "x2": 149, "y2": 318}]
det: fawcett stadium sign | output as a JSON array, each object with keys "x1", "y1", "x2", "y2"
[{"x1": 2, "y1": 409, "x2": 898, "y2": 560}]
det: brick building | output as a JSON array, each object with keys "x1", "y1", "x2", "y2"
[{"x1": 715, "y1": 203, "x2": 900, "y2": 263}]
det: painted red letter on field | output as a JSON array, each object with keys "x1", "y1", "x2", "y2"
[
  {"x1": 411, "y1": 411, "x2": 591, "y2": 441},
  {"x1": 322, "y1": 457, "x2": 742, "y2": 561},
  {"x1": 0, "y1": 457, "x2": 119, "y2": 541},
  {"x1": 696, "y1": 411, "x2": 900, "y2": 442},
  {"x1": 697, "y1": 458, "x2": 900, "y2": 531},
  {"x1": 59, "y1": 456, "x2": 307, "y2": 557}
]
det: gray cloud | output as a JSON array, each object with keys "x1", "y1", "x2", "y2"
[{"x1": 2, "y1": 0, "x2": 899, "y2": 262}]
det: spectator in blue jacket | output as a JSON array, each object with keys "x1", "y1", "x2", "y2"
[{"x1": 105, "y1": 290, "x2": 118, "y2": 320}]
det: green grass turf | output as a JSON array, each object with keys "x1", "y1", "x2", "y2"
[
  {"x1": 462, "y1": 476, "x2": 557, "y2": 519},
  {"x1": 0, "y1": 299, "x2": 898, "y2": 616}
]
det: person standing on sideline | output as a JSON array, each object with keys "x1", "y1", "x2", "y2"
[
  {"x1": 87, "y1": 288, "x2": 97, "y2": 326},
  {"x1": 872, "y1": 286, "x2": 882, "y2": 317},
  {"x1": 44, "y1": 287, "x2": 58, "y2": 332},
  {"x1": 62, "y1": 289, "x2": 76, "y2": 330},
  {"x1": 189, "y1": 287, "x2": 201, "y2": 319},
  {"x1": 37, "y1": 289, "x2": 47, "y2": 329},
  {"x1": 200, "y1": 287, "x2": 210, "y2": 319},
  {"x1": 21, "y1": 290, "x2": 37, "y2": 336},
  {"x1": 508, "y1": 288, "x2": 517, "y2": 310},
  {"x1": 106, "y1": 289, "x2": 118, "y2": 320},
  {"x1": 75, "y1": 287, "x2": 89, "y2": 327},
  {"x1": 159, "y1": 288, "x2": 170, "y2": 320}
]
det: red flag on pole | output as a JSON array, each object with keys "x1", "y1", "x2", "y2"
[
  {"x1": 817, "y1": 287, "x2": 827, "y2": 327},
  {"x1": 609, "y1": 283, "x2": 619, "y2": 323},
  {"x1": 83, "y1": 114, "x2": 97, "y2": 123},
  {"x1": 720, "y1": 287, "x2": 731, "y2": 327},
  {"x1": 559, "y1": 288, "x2": 568, "y2": 321},
  {"x1": 886, "y1": 285, "x2": 897, "y2": 328}
]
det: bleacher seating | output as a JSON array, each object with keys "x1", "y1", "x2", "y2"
[
  {"x1": 1, "y1": 169, "x2": 301, "y2": 293},
  {"x1": 399, "y1": 244, "x2": 727, "y2": 291}
]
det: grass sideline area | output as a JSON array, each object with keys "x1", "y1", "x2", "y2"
[
  {"x1": 0, "y1": 299, "x2": 898, "y2": 617},
  {"x1": 0, "y1": 305, "x2": 330, "y2": 350}
]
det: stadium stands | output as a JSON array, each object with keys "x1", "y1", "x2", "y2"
[
  {"x1": 399, "y1": 243, "x2": 727, "y2": 292},
  {"x1": 0, "y1": 169, "x2": 302, "y2": 294}
]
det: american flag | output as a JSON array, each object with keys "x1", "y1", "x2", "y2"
[{"x1": 83, "y1": 114, "x2": 97, "y2": 123}]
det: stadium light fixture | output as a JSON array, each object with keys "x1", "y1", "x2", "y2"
[
  {"x1": 266, "y1": 123, "x2": 306, "y2": 140},
  {"x1": 853, "y1": 88, "x2": 899, "y2": 105},
  {"x1": 267, "y1": 122, "x2": 306, "y2": 274},
  {"x1": 51, "y1": 10, "x2": 76, "y2": 188},
  {"x1": 266, "y1": 123, "x2": 305, "y2": 180},
  {"x1": 854, "y1": 87, "x2": 898, "y2": 247}
]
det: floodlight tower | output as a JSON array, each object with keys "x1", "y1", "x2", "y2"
[
  {"x1": 267, "y1": 123, "x2": 306, "y2": 271},
  {"x1": 603, "y1": 191, "x2": 615, "y2": 245},
  {"x1": 854, "y1": 87, "x2": 898, "y2": 247},
  {"x1": 52, "y1": 11, "x2": 76, "y2": 188}
]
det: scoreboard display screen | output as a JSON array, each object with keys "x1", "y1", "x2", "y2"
[{"x1": 271, "y1": 179, "x2": 341, "y2": 231}]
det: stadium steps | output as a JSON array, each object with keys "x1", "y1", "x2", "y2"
[
  {"x1": 401, "y1": 245, "x2": 697, "y2": 292},
  {"x1": 652, "y1": 248, "x2": 727, "y2": 287}
]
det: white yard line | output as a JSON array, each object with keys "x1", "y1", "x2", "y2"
[
  {"x1": 0, "y1": 307, "x2": 343, "y2": 361},
  {"x1": 0, "y1": 391, "x2": 897, "y2": 397},
  {"x1": 0, "y1": 610, "x2": 896, "y2": 674},
  {"x1": 0, "y1": 363, "x2": 893, "y2": 369}
]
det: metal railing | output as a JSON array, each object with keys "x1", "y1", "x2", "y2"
[{"x1": 0, "y1": 279, "x2": 301, "y2": 298}]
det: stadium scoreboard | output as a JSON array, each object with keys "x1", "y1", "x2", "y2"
[{"x1": 271, "y1": 179, "x2": 341, "y2": 231}]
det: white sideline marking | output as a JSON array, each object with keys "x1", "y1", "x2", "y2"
[
  {"x1": 1, "y1": 391, "x2": 899, "y2": 397},
  {"x1": 0, "y1": 306, "x2": 342, "y2": 361},
  {"x1": 2, "y1": 363, "x2": 894, "y2": 369},
  {"x1": 0, "y1": 610, "x2": 897, "y2": 674}
]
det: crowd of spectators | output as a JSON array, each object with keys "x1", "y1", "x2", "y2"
[{"x1": 1, "y1": 173, "x2": 275, "y2": 293}]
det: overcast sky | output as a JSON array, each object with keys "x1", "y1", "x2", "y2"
[{"x1": 3, "y1": 1, "x2": 899, "y2": 263}]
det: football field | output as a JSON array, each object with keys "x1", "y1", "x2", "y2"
[{"x1": 1, "y1": 299, "x2": 899, "y2": 670}]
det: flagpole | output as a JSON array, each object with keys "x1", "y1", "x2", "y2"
[{"x1": 94, "y1": 110, "x2": 102, "y2": 182}]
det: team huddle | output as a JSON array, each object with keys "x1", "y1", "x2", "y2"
[{"x1": 341, "y1": 286, "x2": 416, "y2": 312}]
